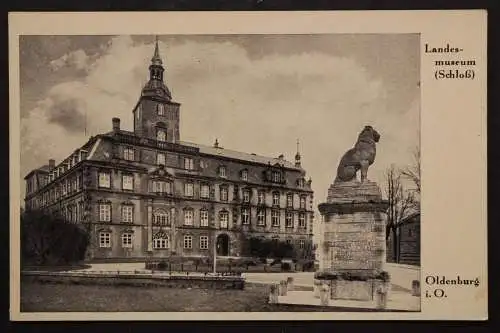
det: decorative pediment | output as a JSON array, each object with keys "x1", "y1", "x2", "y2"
[
  {"x1": 153, "y1": 231, "x2": 169, "y2": 239},
  {"x1": 148, "y1": 164, "x2": 174, "y2": 179}
]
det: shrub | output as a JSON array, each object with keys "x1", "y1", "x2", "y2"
[
  {"x1": 281, "y1": 262, "x2": 292, "y2": 271},
  {"x1": 157, "y1": 261, "x2": 168, "y2": 270}
]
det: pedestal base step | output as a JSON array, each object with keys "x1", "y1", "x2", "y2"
[{"x1": 275, "y1": 290, "x2": 421, "y2": 312}]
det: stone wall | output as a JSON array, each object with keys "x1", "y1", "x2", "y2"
[{"x1": 22, "y1": 271, "x2": 245, "y2": 290}]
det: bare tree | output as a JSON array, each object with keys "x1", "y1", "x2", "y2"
[
  {"x1": 401, "y1": 146, "x2": 421, "y2": 194},
  {"x1": 384, "y1": 164, "x2": 417, "y2": 262}
]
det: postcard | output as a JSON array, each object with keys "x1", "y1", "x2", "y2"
[{"x1": 9, "y1": 10, "x2": 487, "y2": 320}]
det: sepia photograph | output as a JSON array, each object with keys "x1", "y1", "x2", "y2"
[
  {"x1": 9, "y1": 11, "x2": 486, "y2": 321},
  {"x1": 18, "y1": 33, "x2": 420, "y2": 313}
]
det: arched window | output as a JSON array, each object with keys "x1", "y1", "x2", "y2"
[
  {"x1": 157, "y1": 129, "x2": 166, "y2": 142},
  {"x1": 153, "y1": 209, "x2": 170, "y2": 226},
  {"x1": 153, "y1": 232, "x2": 169, "y2": 249}
]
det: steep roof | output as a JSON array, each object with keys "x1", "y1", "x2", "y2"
[
  {"x1": 24, "y1": 165, "x2": 50, "y2": 179},
  {"x1": 179, "y1": 140, "x2": 300, "y2": 170},
  {"x1": 399, "y1": 212, "x2": 420, "y2": 226}
]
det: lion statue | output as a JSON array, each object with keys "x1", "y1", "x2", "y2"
[{"x1": 335, "y1": 125, "x2": 381, "y2": 183}]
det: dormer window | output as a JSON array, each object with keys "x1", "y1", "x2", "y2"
[
  {"x1": 219, "y1": 166, "x2": 227, "y2": 178},
  {"x1": 297, "y1": 178, "x2": 305, "y2": 187},
  {"x1": 157, "y1": 129, "x2": 166, "y2": 142},
  {"x1": 157, "y1": 103, "x2": 165, "y2": 116},
  {"x1": 80, "y1": 150, "x2": 88, "y2": 161},
  {"x1": 241, "y1": 169, "x2": 248, "y2": 181},
  {"x1": 123, "y1": 147, "x2": 135, "y2": 161},
  {"x1": 272, "y1": 171, "x2": 281, "y2": 183}
]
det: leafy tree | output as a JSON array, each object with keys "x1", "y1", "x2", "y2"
[{"x1": 21, "y1": 209, "x2": 89, "y2": 266}]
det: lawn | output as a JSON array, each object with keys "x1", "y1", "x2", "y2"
[{"x1": 20, "y1": 280, "x2": 323, "y2": 312}]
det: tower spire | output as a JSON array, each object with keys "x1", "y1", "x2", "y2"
[
  {"x1": 295, "y1": 138, "x2": 302, "y2": 168},
  {"x1": 151, "y1": 35, "x2": 162, "y2": 66}
]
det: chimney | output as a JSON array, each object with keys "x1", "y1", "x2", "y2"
[
  {"x1": 48, "y1": 159, "x2": 55, "y2": 170},
  {"x1": 112, "y1": 117, "x2": 120, "y2": 131}
]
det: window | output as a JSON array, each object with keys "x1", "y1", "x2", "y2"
[
  {"x1": 157, "y1": 103, "x2": 165, "y2": 116},
  {"x1": 272, "y1": 171, "x2": 281, "y2": 182},
  {"x1": 122, "y1": 205, "x2": 133, "y2": 223},
  {"x1": 184, "y1": 183, "x2": 194, "y2": 197},
  {"x1": 220, "y1": 211, "x2": 229, "y2": 228},
  {"x1": 153, "y1": 234, "x2": 169, "y2": 249},
  {"x1": 286, "y1": 239, "x2": 292, "y2": 245},
  {"x1": 300, "y1": 196, "x2": 306, "y2": 209},
  {"x1": 297, "y1": 178, "x2": 305, "y2": 187},
  {"x1": 257, "y1": 209, "x2": 265, "y2": 226},
  {"x1": 99, "y1": 232, "x2": 111, "y2": 248},
  {"x1": 408, "y1": 228, "x2": 413, "y2": 237},
  {"x1": 152, "y1": 180, "x2": 171, "y2": 194},
  {"x1": 220, "y1": 186, "x2": 228, "y2": 201},
  {"x1": 122, "y1": 233, "x2": 133, "y2": 248},
  {"x1": 241, "y1": 170, "x2": 248, "y2": 181},
  {"x1": 123, "y1": 147, "x2": 135, "y2": 161},
  {"x1": 200, "y1": 184, "x2": 210, "y2": 199},
  {"x1": 299, "y1": 212, "x2": 306, "y2": 228},
  {"x1": 153, "y1": 210, "x2": 170, "y2": 226},
  {"x1": 258, "y1": 191, "x2": 265, "y2": 205},
  {"x1": 98, "y1": 171, "x2": 111, "y2": 188},
  {"x1": 243, "y1": 189, "x2": 251, "y2": 203},
  {"x1": 271, "y1": 210, "x2": 280, "y2": 226},
  {"x1": 157, "y1": 153, "x2": 166, "y2": 165},
  {"x1": 219, "y1": 166, "x2": 226, "y2": 178},
  {"x1": 272, "y1": 192, "x2": 280, "y2": 207},
  {"x1": 200, "y1": 209, "x2": 209, "y2": 227},
  {"x1": 241, "y1": 207, "x2": 250, "y2": 225},
  {"x1": 157, "y1": 129, "x2": 166, "y2": 142},
  {"x1": 184, "y1": 157, "x2": 194, "y2": 170},
  {"x1": 286, "y1": 194, "x2": 293, "y2": 208},
  {"x1": 184, "y1": 209, "x2": 194, "y2": 225},
  {"x1": 184, "y1": 235, "x2": 193, "y2": 249},
  {"x1": 122, "y1": 174, "x2": 134, "y2": 191},
  {"x1": 99, "y1": 203, "x2": 111, "y2": 222},
  {"x1": 286, "y1": 212, "x2": 293, "y2": 228},
  {"x1": 80, "y1": 150, "x2": 88, "y2": 161},
  {"x1": 62, "y1": 182, "x2": 67, "y2": 196},
  {"x1": 200, "y1": 236, "x2": 209, "y2": 250},
  {"x1": 299, "y1": 239, "x2": 306, "y2": 249}
]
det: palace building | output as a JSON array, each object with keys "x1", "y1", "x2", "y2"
[{"x1": 23, "y1": 40, "x2": 315, "y2": 261}]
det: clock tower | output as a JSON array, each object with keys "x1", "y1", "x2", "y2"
[{"x1": 133, "y1": 37, "x2": 181, "y2": 143}]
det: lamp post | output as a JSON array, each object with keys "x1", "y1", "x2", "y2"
[{"x1": 213, "y1": 233, "x2": 218, "y2": 273}]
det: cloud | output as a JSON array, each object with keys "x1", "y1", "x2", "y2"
[
  {"x1": 50, "y1": 49, "x2": 91, "y2": 71},
  {"x1": 21, "y1": 36, "x2": 420, "y2": 236}
]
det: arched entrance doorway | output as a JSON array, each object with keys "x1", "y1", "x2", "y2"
[{"x1": 216, "y1": 234, "x2": 230, "y2": 256}]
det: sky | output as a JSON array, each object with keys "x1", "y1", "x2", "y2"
[{"x1": 19, "y1": 34, "x2": 420, "y2": 241}]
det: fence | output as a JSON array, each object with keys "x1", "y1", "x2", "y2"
[{"x1": 144, "y1": 260, "x2": 312, "y2": 273}]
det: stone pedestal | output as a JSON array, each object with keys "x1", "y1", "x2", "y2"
[{"x1": 317, "y1": 180, "x2": 390, "y2": 302}]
